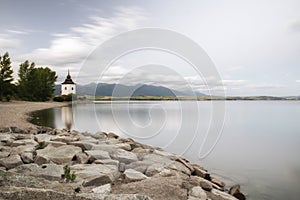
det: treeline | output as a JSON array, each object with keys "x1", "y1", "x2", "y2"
[{"x1": 0, "y1": 52, "x2": 57, "y2": 101}]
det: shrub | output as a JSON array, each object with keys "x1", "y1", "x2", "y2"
[
  {"x1": 53, "y1": 96, "x2": 64, "y2": 102},
  {"x1": 63, "y1": 165, "x2": 76, "y2": 183}
]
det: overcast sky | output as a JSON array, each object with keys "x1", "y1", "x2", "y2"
[{"x1": 1, "y1": 0, "x2": 300, "y2": 96}]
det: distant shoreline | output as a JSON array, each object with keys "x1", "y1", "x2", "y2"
[
  {"x1": 78, "y1": 95, "x2": 300, "y2": 101},
  {"x1": 0, "y1": 101, "x2": 69, "y2": 129}
]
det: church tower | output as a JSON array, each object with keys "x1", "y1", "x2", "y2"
[{"x1": 61, "y1": 70, "x2": 76, "y2": 96}]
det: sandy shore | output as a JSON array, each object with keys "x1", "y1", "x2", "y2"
[{"x1": 0, "y1": 101, "x2": 69, "y2": 129}]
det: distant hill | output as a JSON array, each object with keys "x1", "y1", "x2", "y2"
[{"x1": 54, "y1": 83, "x2": 205, "y2": 97}]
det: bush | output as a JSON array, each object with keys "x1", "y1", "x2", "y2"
[
  {"x1": 63, "y1": 165, "x2": 76, "y2": 183},
  {"x1": 53, "y1": 96, "x2": 64, "y2": 102}
]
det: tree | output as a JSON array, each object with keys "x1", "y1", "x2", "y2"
[
  {"x1": 18, "y1": 61, "x2": 57, "y2": 101},
  {"x1": 0, "y1": 52, "x2": 14, "y2": 101},
  {"x1": 18, "y1": 60, "x2": 35, "y2": 100}
]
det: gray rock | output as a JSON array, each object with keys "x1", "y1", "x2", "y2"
[
  {"x1": 145, "y1": 163, "x2": 166, "y2": 177},
  {"x1": 68, "y1": 141, "x2": 94, "y2": 150},
  {"x1": 229, "y1": 184, "x2": 246, "y2": 200},
  {"x1": 47, "y1": 141, "x2": 66, "y2": 147},
  {"x1": 111, "y1": 149, "x2": 138, "y2": 164},
  {"x1": 166, "y1": 161, "x2": 192, "y2": 175},
  {"x1": 112, "y1": 176, "x2": 187, "y2": 200},
  {"x1": 107, "y1": 132, "x2": 119, "y2": 139},
  {"x1": 35, "y1": 144, "x2": 82, "y2": 165},
  {"x1": 210, "y1": 188, "x2": 239, "y2": 200},
  {"x1": 115, "y1": 143, "x2": 132, "y2": 151},
  {"x1": 85, "y1": 150, "x2": 111, "y2": 162},
  {"x1": 105, "y1": 194, "x2": 153, "y2": 200},
  {"x1": 92, "y1": 183, "x2": 111, "y2": 194},
  {"x1": 126, "y1": 161, "x2": 151, "y2": 174},
  {"x1": 11, "y1": 139, "x2": 37, "y2": 147},
  {"x1": 200, "y1": 180, "x2": 213, "y2": 191},
  {"x1": 89, "y1": 131, "x2": 107, "y2": 140},
  {"x1": 11, "y1": 144, "x2": 36, "y2": 154},
  {"x1": 10, "y1": 126, "x2": 26, "y2": 134},
  {"x1": 9, "y1": 163, "x2": 64, "y2": 181},
  {"x1": 71, "y1": 164, "x2": 120, "y2": 187},
  {"x1": 34, "y1": 134, "x2": 52, "y2": 143},
  {"x1": 92, "y1": 144, "x2": 119, "y2": 154},
  {"x1": 75, "y1": 152, "x2": 89, "y2": 164},
  {"x1": 20, "y1": 152, "x2": 34, "y2": 164},
  {"x1": 189, "y1": 186, "x2": 207, "y2": 199},
  {"x1": 0, "y1": 134, "x2": 13, "y2": 143},
  {"x1": 94, "y1": 159, "x2": 119, "y2": 167},
  {"x1": 124, "y1": 169, "x2": 148, "y2": 182},
  {"x1": 0, "y1": 154, "x2": 23, "y2": 169},
  {"x1": 192, "y1": 164, "x2": 211, "y2": 180},
  {"x1": 0, "y1": 151, "x2": 10, "y2": 159},
  {"x1": 50, "y1": 135, "x2": 80, "y2": 143},
  {"x1": 211, "y1": 177, "x2": 226, "y2": 188},
  {"x1": 118, "y1": 162, "x2": 126, "y2": 173}
]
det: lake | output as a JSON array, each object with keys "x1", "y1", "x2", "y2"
[{"x1": 30, "y1": 101, "x2": 300, "y2": 200}]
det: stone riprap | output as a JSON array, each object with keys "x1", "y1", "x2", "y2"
[{"x1": 0, "y1": 126, "x2": 246, "y2": 200}]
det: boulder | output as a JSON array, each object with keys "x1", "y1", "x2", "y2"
[
  {"x1": 0, "y1": 151, "x2": 10, "y2": 159},
  {"x1": 107, "y1": 132, "x2": 119, "y2": 139},
  {"x1": 34, "y1": 134, "x2": 52, "y2": 143},
  {"x1": 89, "y1": 131, "x2": 107, "y2": 140},
  {"x1": 105, "y1": 194, "x2": 153, "y2": 200},
  {"x1": 68, "y1": 141, "x2": 94, "y2": 151},
  {"x1": 85, "y1": 150, "x2": 111, "y2": 162},
  {"x1": 200, "y1": 180, "x2": 213, "y2": 191},
  {"x1": 111, "y1": 149, "x2": 138, "y2": 164},
  {"x1": 192, "y1": 164, "x2": 211, "y2": 180},
  {"x1": 145, "y1": 163, "x2": 166, "y2": 177},
  {"x1": 71, "y1": 164, "x2": 120, "y2": 187},
  {"x1": 91, "y1": 144, "x2": 119, "y2": 154},
  {"x1": 11, "y1": 144, "x2": 36, "y2": 154},
  {"x1": 94, "y1": 159, "x2": 119, "y2": 167},
  {"x1": 92, "y1": 183, "x2": 111, "y2": 194},
  {"x1": 9, "y1": 163, "x2": 64, "y2": 181},
  {"x1": 11, "y1": 139, "x2": 37, "y2": 147},
  {"x1": 20, "y1": 152, "x2": 34, "y2": 164},
  {"x1": 115, "y1": 143, "x2": 132, "y2": 151},
  {"x1": 211, "y1": 177, "x2": 226, "y2": 188},
  {"x1": 229, "y1": 184, "x2": 246, "y2": 200},
  {"x1": 75, "y1": 152, "x2": 89, "y2": 164},
  {"x1": 126, "y1": 161, "x2": 152, "y2": 174},
  {"x1": 47, "y1": 141, "x2": 66, "y2": 147},
  {"x1": 124, "y1": 169, "x2": 148, "y2": 182},
  {"x1": 166, "y1": 161, "x2": 192, "y2": 175},
  {"x1": 35, "y1": 144, "x2": 82, "y2": 165},
  {"x1": 209, "y1": 189, "x2": 239, "y2": 200},
  {"x1": 189, "y1": 186, "x2": 207, "y2": 199},
  {"x1": 0, "y1": 154, "x2": 23, "y2": 169},
  {"x1": 111, "y1": 176, "x2": 187, "y2": 200},
  {"x1": 50, "y1": 135, "x2": 79, "y2": 143}
]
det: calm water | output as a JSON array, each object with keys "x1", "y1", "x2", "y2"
[{"x1": 30, "y1": 101, "x2": 300, "y2": 200}]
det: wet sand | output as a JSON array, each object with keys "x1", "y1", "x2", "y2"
[{"x1": 0, "y1": 101, "x2": 69, "y2": 129}]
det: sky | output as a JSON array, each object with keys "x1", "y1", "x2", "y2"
[{"x1": 1, "y1": 0, "x2": 300, "y2": 96}]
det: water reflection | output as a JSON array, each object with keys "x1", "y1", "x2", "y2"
[{"x1": 61, "y1": 106, "x2": 73, "y2": 130}]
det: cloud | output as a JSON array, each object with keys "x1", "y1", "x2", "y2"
[
  {"x1": 24, "y1": 6, "x2": 147, "y2": 67},
  {"x1": 296, "y1": 80, "x2": 300, "y2": 83},
  {"x1": 0, "y1": 34, "x2": 20, "y2": 52}
]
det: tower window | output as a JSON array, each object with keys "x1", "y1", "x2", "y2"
[
  {"x1": 72, "y1": 87, "x2": 74, "y2": 90},
  {"x1": 65, "y1": 87, "x2": 67, "y2": 90}
]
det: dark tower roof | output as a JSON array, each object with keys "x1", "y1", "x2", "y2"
[{"x1": 61, "y1": 69, "x2": 75, "y2": 84}]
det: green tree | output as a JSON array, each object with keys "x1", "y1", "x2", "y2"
[
  {"x1": 18, "y1": 61, "x2": 57, "y2": 101},
  {"x1": 18, "y1": 60, "x2": 35, "y2": 100},
  {"x1": 0, "y1": 52, "x2": 14, "y2": 101}
]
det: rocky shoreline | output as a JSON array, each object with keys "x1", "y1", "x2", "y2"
[{"x1": 0, "y1": 126, "x2": 246, "y2": 200}]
